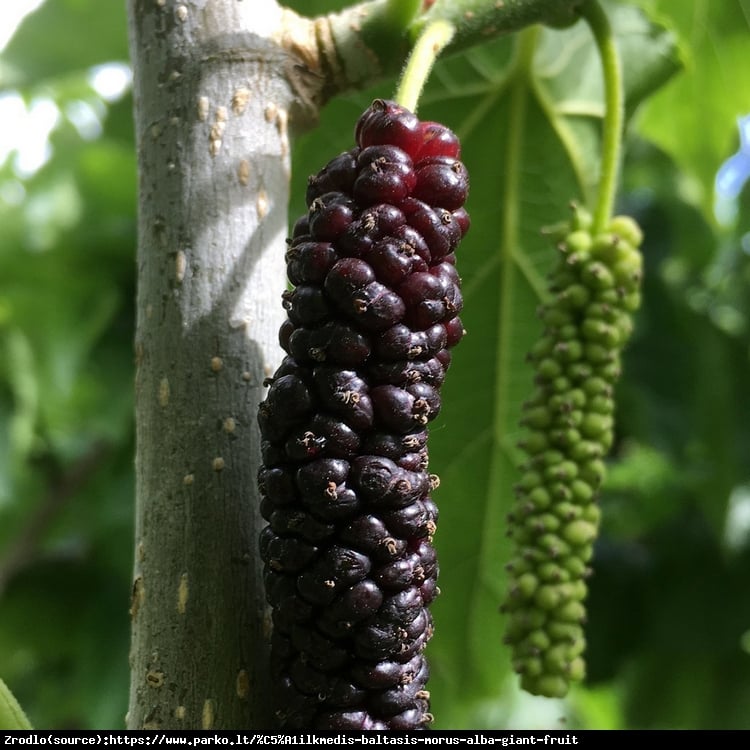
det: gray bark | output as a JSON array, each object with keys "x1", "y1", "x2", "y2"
[{"x1": 127, "y1": 0, "x2": 301, "y2": 729}]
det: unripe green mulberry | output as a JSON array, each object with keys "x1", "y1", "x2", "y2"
[{"x1": 502, "y1": 207, "x2": 643, "y2": 698}]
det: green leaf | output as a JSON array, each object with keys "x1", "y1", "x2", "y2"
[
  {"x1": 290, "y1": 1, "x2": 681, "y2": 729},
  {"x1": 423, "y1": 7, "x2": 680, "y2": 726},
  {"x1": 587, "y1": 512, "x2": 750, "y2": 729},
  {"x1": 0, "y1": 0, "x2": 129, "y2": 88},
  {"x1": 0, "y1": 550, "x2": 132, "y2": 729},
  {"x1": 426, "y1": 31, "x2": 587, "y2": 723},
  {"x1": 635, "y1": 0, "x2": 750, "y2": 217},
  {"x1": 616, "y1": 140, "x2": 750, "y2": 534},
  {"x1": 0, "y1": 677, "x2": 32, "y2": 730}
]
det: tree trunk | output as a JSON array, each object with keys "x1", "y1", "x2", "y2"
[{"x1": 126, "y1": 0, "x2": 299, "y2": 729}]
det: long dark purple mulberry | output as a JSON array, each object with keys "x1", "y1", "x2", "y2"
[{"x1": 257, "y1": 99, "x2": 470, "y2": 730}]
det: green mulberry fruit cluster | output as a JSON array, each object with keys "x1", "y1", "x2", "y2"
[{"x1": 501, "y1": 207, "x2": 643, "y2": 698}]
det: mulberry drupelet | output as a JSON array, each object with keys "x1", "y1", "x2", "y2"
[{"x1": 257, "y1": 99, "x2": 470, "y2": 730}]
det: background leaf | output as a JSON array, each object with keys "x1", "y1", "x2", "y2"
[
  {"x1": 632, "y1": 0, "x2": 750, "y2": 218},
  {"x1": 0, "y1": 676, "x2": 32, "y2": 729},
  {"x1": 1, "y1": 0, "x2": 129, "y2": 88},
  {"x1": 291, "y1": 2, "x2": 683, "y2": 729},
  {"x1": 0, "y1": 0, "x2": 135, "y2": 730}
]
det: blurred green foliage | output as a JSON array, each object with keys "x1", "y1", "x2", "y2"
[
  {"x1": 0, "y1": 0, "x2": 134, "y2": 730},
  {"x1": 1, "y1": 0, "x2": 749, "y2": 731}
]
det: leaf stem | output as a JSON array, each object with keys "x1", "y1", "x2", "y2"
[
  {"x1": 394, "y1": 19, "x2": 456, "y2": 113},
  {"x1": 580, "y1": 0, "x2": 624, "y2": 233}
]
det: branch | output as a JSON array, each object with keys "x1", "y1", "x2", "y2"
[
  {"x1": 416, "y1": 0, "x2": 585, "y2": 52},
  {"x1": 283, "y1": 0, "x2": 585, "y2": 112}
]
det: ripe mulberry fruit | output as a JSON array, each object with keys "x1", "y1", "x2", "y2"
[
  {"x1": 258, "y1": 99, "x2": 469, "y2": 730},
  {"x1": 502, "y1": 207, "x2": 643, "y2": 698}
]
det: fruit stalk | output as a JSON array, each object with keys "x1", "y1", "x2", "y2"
[
  {"x1": 580, "y1": 0, "x2": 624, "y2": 234},
  {"x1": 394, "y1": 19, "x2": 455, "y2": 113}
]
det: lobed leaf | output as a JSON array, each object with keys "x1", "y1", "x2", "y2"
[{"x1": 291, "y1": 2, "x2": 681, "y2": 728}]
